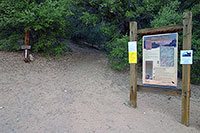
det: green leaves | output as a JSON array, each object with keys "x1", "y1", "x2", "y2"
[
  {"x1": 108, "y1": 35, "x2": 129, "y2": 71},
  {"x1": 151, "y1": 1, "x2": 182, "y2": 27},
  {"x1": 0, "y1": 0, "x2": 73, "y2": 56},
  {"x1": 80, "y1": 12, "x2": 99, "y2": 26}
]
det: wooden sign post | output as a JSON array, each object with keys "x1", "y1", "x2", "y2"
[
  {"x1": 129, "y1": 12, "x2": 192, "y2": 126},
  {"x1": 129, "y1": 22, "x2": 137, "y2": 108},
  {"x1": 181, "y1": 12, "x2": 192, "y2": 126},
  {"x1": 21, "y1": 29, "x2": 31, "y2": 62}
]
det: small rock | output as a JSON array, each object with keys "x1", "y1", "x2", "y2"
[
  {"x1": 127, "y1": 125, "x2": 132, "y2": 129},
  {"x1": 16, "y1": 118, "x2": 20, "y2": 121},
  {"x1": 144, "y1": 112, "x2": 146, "y2": 114},
  {"x1": 29, "y1": 54, "x2": 34, "y2": 61},
  {"x1": 64, "y1": 90, "x2": 67, "y2": 93},
  {"x1": 0, "y1": 106, "x2": 4, "y2": 110},
  {"x1": 124, "y1": 102, "x2": 129, "y2": 106}
]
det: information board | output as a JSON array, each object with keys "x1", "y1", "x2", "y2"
[{"x1": 143, "y1": 33, "x2": 178, "y2": 87}]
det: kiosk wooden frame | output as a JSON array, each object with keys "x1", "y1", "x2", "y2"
[{"x1": 129, "y1": 12, "x2": 192, "y2": 126}]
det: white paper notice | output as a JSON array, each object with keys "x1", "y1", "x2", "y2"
[
  {"x1": 128, "y1": 41, "x2": 137, "y2": 52},
  {"x1": 181, "y1": 50, "x2": 193, "y2": 64},
  {"x1": 25, "y1": 49, "x2": 28, "y2": 58}
]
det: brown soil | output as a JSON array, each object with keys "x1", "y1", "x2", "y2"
[{"x1": 0, "y1": 43, "x2": 200, "y2": 133}]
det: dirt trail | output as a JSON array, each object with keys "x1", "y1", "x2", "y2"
[{"x1": 0, "y1": 44, "x2": 200, "y2": 133}]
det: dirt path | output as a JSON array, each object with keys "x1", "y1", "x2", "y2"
[{"x1": 0, "y1": 44, "x2": 200, "y2": 133}]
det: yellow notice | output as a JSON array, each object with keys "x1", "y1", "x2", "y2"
[{"x1": 129, "y1": 52, "x2": 137, "y2": 63}]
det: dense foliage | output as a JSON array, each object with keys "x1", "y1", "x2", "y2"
[
  {"x1": 0, "y1": 0, "x2": 72, "y2": 57},
  {"x1": 0, "y1": 0, "x2": 199, "y2": 83}
]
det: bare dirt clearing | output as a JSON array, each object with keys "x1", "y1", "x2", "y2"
[{"x1": 0, "y1": 44, "x2": 200, "y2": 133}]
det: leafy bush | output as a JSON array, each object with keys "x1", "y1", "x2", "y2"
[
  {"x1": 66, "y1": 4, "x2": 120, "y2": 50},
  {"x1": 108, "y1": 35, "x2": 129, "y2": 70},
  {"x1": 108, "y1": 35, "x2": 143, "y2": 71},
  {"x1": 70, "y1": 24, "x2": 109, "y2": 48},
  {"x1": 0, "y1": 0, "x2": 72, "y2": 56},
  {"x1": 33, "y1": 35, "x2": 68, "y2": 58},
  {"x1": 190, "y1": 3, "x2": 200, "y2": 83},
  {"x1": 150, "y1": 1, "x2": 182, "y2": 27},
  {"x1": 0, "y1": 34, "x2": 23, "y2": 51}
]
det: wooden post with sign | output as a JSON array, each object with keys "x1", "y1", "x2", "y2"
[
  {"x1": 24, "y1": 29, "x2": 29, "y2": 62},
  {"x1": 181, "y1": 12, "x2": 192, "y2": 126},
  {"x1": 21, "y1": 29, "x2": 31, "y2": 62},
  {"x1": 129, "y1": 22, "x2": 137, "y2": 108},
  {"x1": 129, "y1": 12, "x2": 192, "y2": 126}
]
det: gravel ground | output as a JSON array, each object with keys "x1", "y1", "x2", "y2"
[{"x1": 0, "y1": 43, "x2": 200, "y2": 133}]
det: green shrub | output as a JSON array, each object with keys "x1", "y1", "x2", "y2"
[
  {"x1": 107, "y1": 35, "x2": 143, "y2": 71},
  {"x1": 107, "y1": 35, "x2": 129, "y2": 70},
  {"x1": 190, "y1": 3, "x2": 200, "y2": 84},
  {"x1": 33, "y1": 35, "x2": 68, "y2": 58},
  {"x1": 70, "y1": 24, "x2": 108, "y2": 48},
  {"x1": 0, "y1": 0, "x2": 72, "y2": 57},
  {"x1": 0, "y1": 34, "x2": 23, "y2": 51}
]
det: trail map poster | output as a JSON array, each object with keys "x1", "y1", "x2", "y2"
[{"x1": 143, "y1": 33, "x2": 178, "y2": 87}]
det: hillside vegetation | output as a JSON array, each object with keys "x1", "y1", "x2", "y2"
[{"x1": 0, "y1": 0, "x2": 199, "y2": 83}]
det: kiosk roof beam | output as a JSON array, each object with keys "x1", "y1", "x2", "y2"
[{"x1": 137, "y1": 25, "x2": 183, "y2": 35}]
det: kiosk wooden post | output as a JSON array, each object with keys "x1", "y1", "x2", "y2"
[
  {"x1": 129, "y1": 22, "x2": 137, "y2": 108},
  {"x1": 181, "y1": 12, "x2": 192, "y2": 126}
]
